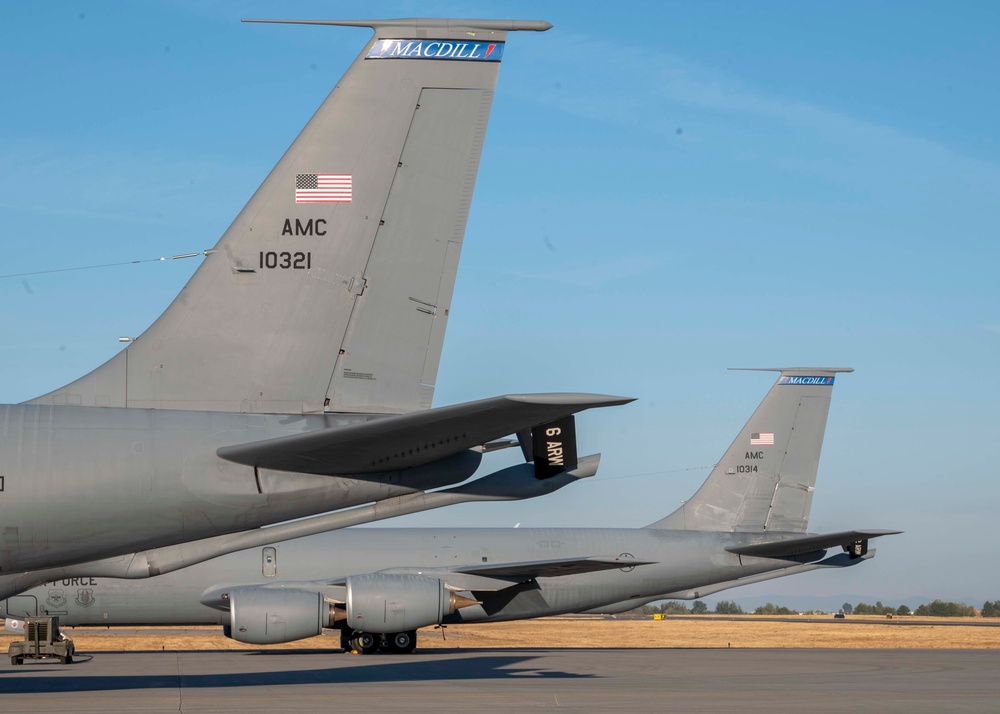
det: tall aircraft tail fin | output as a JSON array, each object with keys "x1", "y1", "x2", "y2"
[
  {"x1": 647, "y1": 368, "x2": 852, "y2": 533},
  {"x1": 28, "y1": 18, "x2": 551, "y2": 414}
]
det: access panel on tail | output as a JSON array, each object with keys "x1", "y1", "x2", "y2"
[
  {"x1": 648, "y1": 368, "x2": 854, "y2": 532},
  {"x1": 28, "y1": 19, "x2": 551, "y2": 414}
]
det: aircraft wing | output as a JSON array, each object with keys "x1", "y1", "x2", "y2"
[
  {"x1": 217, "y1": 393, "x2": 632, "y2": 475},
  {"x1": 725, "y1": 529, "x2": 902, "y2": 559},
  {"x1": 448, "y1": 555, "x2": 656, "y2": 580},
  {"x1": 321, "y1": 555, "x2": 655, "y2": 589}
]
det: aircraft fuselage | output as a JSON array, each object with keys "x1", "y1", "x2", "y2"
[
  {"x1": 0, "y1": 405, "x2": 472, "y2": 573},
  {"x1": 1, "y1": 527, "x2": 807, "y2": 626}
]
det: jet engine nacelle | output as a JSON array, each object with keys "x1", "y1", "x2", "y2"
[
  {"x1": 345, "y1": 573, "x2": 476, "y2": 633},
  {"x1": 227, "y1": 587, "x2": 335, "y2": 645}
]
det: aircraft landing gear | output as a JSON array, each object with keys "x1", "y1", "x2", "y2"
[
  {"x1": 384, "y1": 630, "x2": 417, "y2": 654},
  {"x1": 348, "y1": 631, "x2": 380, "y2": 655},
  {"x1": 339, "y1": 629, "x2": 418, "y2": 654}
]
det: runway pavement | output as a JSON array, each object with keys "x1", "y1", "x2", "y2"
[{"x1": 1, "y1": 648, "x2": 998, "y2": 713}]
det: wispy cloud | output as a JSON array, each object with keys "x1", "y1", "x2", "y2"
[
  {"x1": 512, "y1": 31, "x2": 1000, "y2": 205},
  {"x1": 498, "y1": 254, "x2": 664, "y2": 288}
]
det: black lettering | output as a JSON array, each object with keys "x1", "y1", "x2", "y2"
[
  {"x1": 745, "y1": 451, "x2": 764, "y2": 460},
  {"x1": 259, "y1": 251, "x2": 312, "y2": 270},
  {"x1": 281, "y1": 218, "x2": 327, "y2": 236}
]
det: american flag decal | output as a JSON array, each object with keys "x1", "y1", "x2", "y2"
[
  {"x1": 750, "y1": 432, "x2": 775, "y2": 446},
  {"x1": 295, "y1": 173, "x2": 352, "y2": 203}
]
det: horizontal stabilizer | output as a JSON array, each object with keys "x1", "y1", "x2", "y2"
[
  {"x1": 726, "y1": 529, "x2": 902, "y2": 559},
  {"x1": 243, "y1": 18, "x2": 554, "y2": 32},
  {"x1": 217, "y1": 393, "x2": 632, "y2": 475},
  {"x1": 450, "y1": 555, "x2": 655, "y2": 580}
]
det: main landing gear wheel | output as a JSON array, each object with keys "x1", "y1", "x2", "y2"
[
  {"x1": 385, "y1": 630, "x2": 417, "y2": 654},
  {"x1": 349, "y1": 631, "x2": 380, "y2": 655}
]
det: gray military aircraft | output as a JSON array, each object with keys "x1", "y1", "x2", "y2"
[
  {"x1": 0, "y1": 18, "x2": 633, "y2": 598},
  {"x1": 3, "y1": 369, "x2": 899, "y2": 654}
]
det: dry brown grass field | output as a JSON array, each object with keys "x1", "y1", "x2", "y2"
[{"x1": 4, "y1": 615, "x2": 999, "y2": 652}]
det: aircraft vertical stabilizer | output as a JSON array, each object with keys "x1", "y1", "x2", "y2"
[
  {"x1": 27, "y1": 19, "x2": 551, "y2": 415},
  {"x1": 647, "y1": 368, "x2": 852, "y2": 532}
]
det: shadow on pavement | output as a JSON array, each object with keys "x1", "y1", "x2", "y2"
[{"x1": 0, "y1": 652, "x2": 597, "y2": 693}]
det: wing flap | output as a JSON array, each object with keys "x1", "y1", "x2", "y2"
[
  {"x1": 217, "y1": 393, "x2": 632, "y2": 475},
  {"x1": 725, "y1": 529, "x2": 902, "y2": 559}
]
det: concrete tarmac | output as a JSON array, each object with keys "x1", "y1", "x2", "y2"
[{"x1": 1, "y1": 648, "x2": 997, "y2": 713}]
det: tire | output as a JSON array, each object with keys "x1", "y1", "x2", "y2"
[
  {"x1": 350, "y1": 631, "x2": 380, "y2": 655},
  {"x1": 385, "y1": 630, "x2": 417, "y2": 654}
]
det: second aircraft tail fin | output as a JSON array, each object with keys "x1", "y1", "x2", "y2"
[{"x1": 647, "y1": 368, "x2": 852, "y2": 533}]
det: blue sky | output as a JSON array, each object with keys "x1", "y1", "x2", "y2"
[{"x1": 2, "y1": 2, "x2": 998, "y2": 604}]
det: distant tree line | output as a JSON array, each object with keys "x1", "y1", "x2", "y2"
[
  {"x1": 753, "y1": 602, "x2": 797, "y2": 615},
  {"x1": 843, "y1": 601, "x2": 911, "y2": 616},
  {"x1": 843, "y1": 599, "x2": 987, "y2": 617},
  {"x1": 913, "y1": 600, "x2": 976, "y2": 617},
  {"x1": 628, "y1": 597, "x2": 1000, "y2": 617}
]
